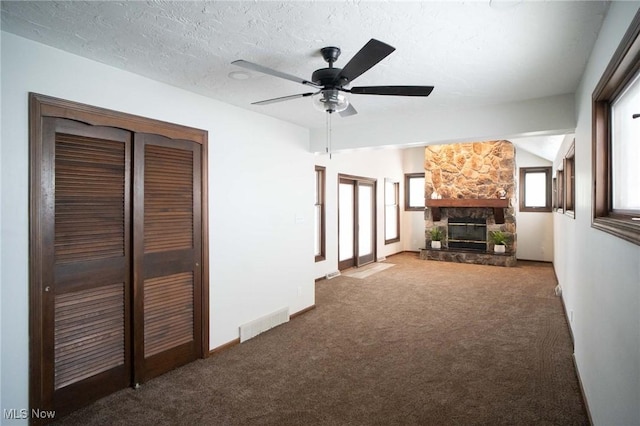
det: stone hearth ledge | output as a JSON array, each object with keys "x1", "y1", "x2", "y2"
[{"x1": 419, "y1": 247, "x2": 517, "y2": 267}]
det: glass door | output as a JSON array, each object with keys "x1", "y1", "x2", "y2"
[
  {"x1": 338, "y1": 180, "x2": 355, "y2": 268},
  {"x1": 357, "y1": 181, "x2": 375, "y2": 266},
  {"x1": 338, "y1": 175, "x2": 376, "y2": 270}
]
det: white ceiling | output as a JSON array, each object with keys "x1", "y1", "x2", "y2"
[{"x1": 1, "y1": 1, "x2": 609, "y2": 159}]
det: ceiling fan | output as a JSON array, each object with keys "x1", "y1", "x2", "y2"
[{"x1": 232, "y1": 39, "x2": 434, "y2": 117}]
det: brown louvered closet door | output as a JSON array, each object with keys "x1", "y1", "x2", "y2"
[
  {"x1": 32, "y1": 96, "x2": 207, "y2": 423},
  {"x1": 133, "y1": 133, "x2": 202, "y2": 384},
  {"x1": 42, "y1": 118, "x2": 132, "y2": 417}
]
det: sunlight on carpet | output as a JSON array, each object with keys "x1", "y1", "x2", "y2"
[{"x1": 341, "y1": 262, "x2": 394, "y2": 279}]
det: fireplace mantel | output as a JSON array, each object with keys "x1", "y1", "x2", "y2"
[{"x1": 426, "y1": 198, "x2": 509, "y2": 223}]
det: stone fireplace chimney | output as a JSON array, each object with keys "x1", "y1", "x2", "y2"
[{"x1": 421, "y1": 141, "x2": 517, "y2": 266}]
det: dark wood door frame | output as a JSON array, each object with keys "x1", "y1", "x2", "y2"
[
  {"x1": 337, "y1": 174, "x2": 377, "y2": 271},
  {"x1": 29, "y1": 93, "x2": 210, "y2": 421}
]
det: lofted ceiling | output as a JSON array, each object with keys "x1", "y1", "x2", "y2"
[{"x1": 1, "y1": 1, "x2": 609, "y2": 159}]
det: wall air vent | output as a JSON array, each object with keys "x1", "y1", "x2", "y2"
[{"x1": 239, "y1": 307, "x2": 289, "y2": 343}]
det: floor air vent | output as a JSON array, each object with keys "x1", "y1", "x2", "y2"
[
  {"x1": 239, "y1": 307, "x2": 289, "y2": 343},
  {"x1": 325, "y1": 271, "x2": 341, "y2": 280}
]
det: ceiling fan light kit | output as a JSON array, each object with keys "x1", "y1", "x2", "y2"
[
  {"x1": 232, "y1": 38, "x2": 434, "y2": 155},
  {"x1": 312, "y1": 89, "x2": 349, "y2": 113}
]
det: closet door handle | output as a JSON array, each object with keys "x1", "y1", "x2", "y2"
[{"x1": 44, "y1": 286, "x2": 51, "y2": 292}]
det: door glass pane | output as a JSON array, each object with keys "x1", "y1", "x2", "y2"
[
  {"x1": 612, "y1": 71, "x2": 640, "y2": 210},
  {"x1": 339, "y1": 183, "x2": 354, "y2": 261},
  {"x1": 358, "y1": 184, "x2": 373, "y2": 257}
]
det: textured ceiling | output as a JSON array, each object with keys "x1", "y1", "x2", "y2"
[{"x1": 1, "y1": 1, "x2": 608, "y2": 157}]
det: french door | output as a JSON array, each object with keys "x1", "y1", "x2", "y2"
[
  {"x1": 30, "y1": 94, "x2": 208, "y2": 421},
  {"x1": 338, "y1": 175, "x2": 376, "y2": 270}
]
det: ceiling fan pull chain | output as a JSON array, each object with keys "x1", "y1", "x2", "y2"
[{"x1": 326, "y1": 112, "x2": 333, "y2": 159}]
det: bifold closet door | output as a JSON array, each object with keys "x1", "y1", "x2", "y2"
[
  {"x1": 41, "y1": 118, "x2": 132, "y2": 417},
  {"x1": 132, "y1": 133, "x2": 202, "y2": 384},
  {"x1": 38, "y1": 120, "x2": 202, "y2": 417}
]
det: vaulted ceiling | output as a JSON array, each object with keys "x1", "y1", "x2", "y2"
[{"x1": 1, "y1": 1, "x2": 610, "y2": 159}]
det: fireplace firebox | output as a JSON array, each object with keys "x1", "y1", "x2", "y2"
[{"x1": 447, "y1": 217, "x2": 487, "y2": 251}]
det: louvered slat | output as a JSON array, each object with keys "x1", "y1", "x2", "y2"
[
  {"x1": 54, "y1": 283, "x2": 125, "y2": 390},
  {"x1": 55, "y1": 134, "x2": 125, "y2": 264},
  {"x1": 144, "y1": 145, "x2": 193, "y2": 253},
  {"x1": 144, "y1": 272, "x2": 194, "y2": 357}
]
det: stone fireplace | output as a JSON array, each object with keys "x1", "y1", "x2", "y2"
[{"x1": 419, "y1": 141, "x2": 517, "y2": 267}]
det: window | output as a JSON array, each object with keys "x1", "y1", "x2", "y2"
[
  {"x1": 519, "y1": 167, "x2": 552, "y2": 212},
  {"x1": 563, "y1": 142, "x2": 575, "y2": 216},
  {"x1": 404, "y1": 173, "x2": 425, "y2": 211},
  {"x1": 592, "y1": 11, "x2": 640, "y2": 245},
  {"x1": 384, "y1": 179, "x2": 400, "y2": 244},
  {"x1": 556, "y1": 169, "x2": 564, "y2": 213},
  {"x1": 552, "y1": 177, "x2": 558, "y2": 210},
  {"x1": 314, "y1": 166, "x2": 325, "y2": 261},
  {"x1": 612, "y1": 73, "x2": 640, "y2": 211}
]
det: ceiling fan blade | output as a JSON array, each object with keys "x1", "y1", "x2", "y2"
[
  {"x1": 251, "y1": 92, "x2": 315, "y2": 105},
  {"x1": 350, "y1": 86, "x2": 434, "y2": 97},
  {"x1": 232, "y1": 60, "x2": 321, "y2": 88},
  {"x1": 339, "y1": 103, "x2": 358, "y2": 117},
  {"x1": 337, "y1": 39, "x2": 396, "y2": 83}
]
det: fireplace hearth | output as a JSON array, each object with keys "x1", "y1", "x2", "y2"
[
  {"x1": 420, "y1": 246, "x2": 517, "y2": 267},
  {"x1": 422, "y1": 205, "x2": 517, "y2": 267}
]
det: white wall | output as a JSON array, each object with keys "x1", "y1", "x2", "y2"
[
  {"x1": 1, "y1": 32, "x2": 315, "y2": 422},
  {"x1": 554, "y1": 2, "x2": 640, "y2": 424},
  {"x1": 514, "y1": 148, "x2": 554, "y2": 262},
  {"x1": 313, "y1": 148, "x2": 405, "y2": 279}
]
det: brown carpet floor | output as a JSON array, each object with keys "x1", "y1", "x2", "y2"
[{"x1": 56, "y1": 252, "x2": 587, "y2": 425}]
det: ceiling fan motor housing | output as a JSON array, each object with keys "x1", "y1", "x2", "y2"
[{"x1": 311, "y1": 67, "x2": 346, "y2": 87}]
